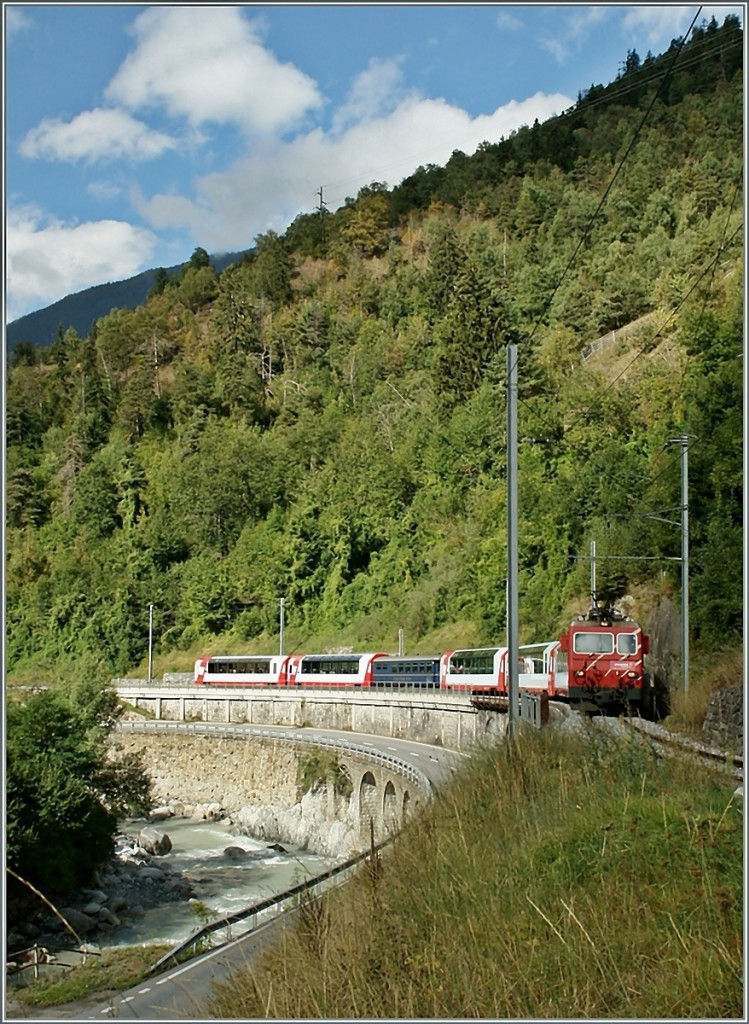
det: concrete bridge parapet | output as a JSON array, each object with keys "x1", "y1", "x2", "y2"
[{"x1": 115, "y1": 685, "x2": 506, "y2": 755}]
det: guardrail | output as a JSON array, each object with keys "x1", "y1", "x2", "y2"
[
  {"x1": 149, "y1": 843, "x2": 385, "y2": 973},
  {"x1": 116, "y1": 720, "x2": 434, "y2": 798}
]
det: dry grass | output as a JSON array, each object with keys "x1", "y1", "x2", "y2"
[
  {"x1": 207, "y1": 724, "x2": 743, "y2": 1019},
  {"x1": 665, "y1": 647, "x2": 744, "y2": 737}
]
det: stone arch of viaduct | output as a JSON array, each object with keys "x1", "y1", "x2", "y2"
[{"x1": 334, "y1": 751, "x2": 419, "y2": 845}]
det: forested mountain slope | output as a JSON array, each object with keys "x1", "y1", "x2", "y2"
[{"x1": 5, "y1": 17, "x2": 743, "y2": 689}]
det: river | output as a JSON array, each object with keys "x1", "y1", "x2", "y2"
[{"x1": 99, "y1": 816, "x2": 337, "y2": 949}]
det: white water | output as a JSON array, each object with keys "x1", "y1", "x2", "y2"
[{"x1": 100, "y1": 817, "x2": 336, "y2": 949}]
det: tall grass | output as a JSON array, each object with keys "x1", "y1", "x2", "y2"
[{"x1": 208, "y1": 723, "x2": 743, "y2": 1019}]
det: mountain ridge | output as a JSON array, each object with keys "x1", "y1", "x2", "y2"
[{"x1": 5, "y1": 249, "x2": 252, "y2": 352}]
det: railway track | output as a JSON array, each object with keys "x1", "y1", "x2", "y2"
[
  {"x1": 618, "y1": 716, "x2": 743, "y2": 783},
  {"x1": 470, "y1": 699, "x2": 743, "y2": 785}
]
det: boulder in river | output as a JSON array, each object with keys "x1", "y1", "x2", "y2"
[
  {"x1": 223, "y1": 845, "x2": 250, "y2": 861},
  {"x1": 138, "y1": 826, "x2": 172, "y2": 856}
]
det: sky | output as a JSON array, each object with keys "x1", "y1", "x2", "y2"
[{"x1": 3, "y1": 2, "x2": 744, "y2": 325}]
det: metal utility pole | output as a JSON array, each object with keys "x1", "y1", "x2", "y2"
[
  {"x1": 147, "y1": 604, "x2": 154, "y2": 685},
  {"x1": 506, "y1": 345, "x2": 519, "y2": 737},
  {"x1": 669, "y1": 435, "x2": 690, "y2": 695},
  {"x1": 590, "y1": 540, "x2": 597, "y2": 607},
  {"x1": 398, "y1": 628, "x2": 404, "y2": 656},
  {"x1": 279, "y1": 598, "x2": 286, "y2": 656}
]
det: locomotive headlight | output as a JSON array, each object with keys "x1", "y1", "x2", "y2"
[
  {"x1": 574, "y1": 670, "x2": 585, "y2": 678},
  {"x1": 625, "y1": 671, "x2": 637, "y2": 679}
]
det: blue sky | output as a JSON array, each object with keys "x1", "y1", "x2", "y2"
[{"x1": 3, "y1": 3, "x2": 744, "y2": 324}]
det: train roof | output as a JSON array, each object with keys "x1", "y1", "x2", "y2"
[
  {"x1": 205, "y1": 653, "x2": 279, "y2": 660},
  {"x1": 297, "y1": 652, "x2": 385, "y2": 660},
  {"x1": 449, "y1": 646, "x2": 506, "y2": 655}
]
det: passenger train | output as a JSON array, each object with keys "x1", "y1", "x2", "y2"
[{"x1": 194, "y1": 604, "x2": 650, "y2": 716}]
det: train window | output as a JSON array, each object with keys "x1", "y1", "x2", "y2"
[
  {"x1": 208, "y1": 658, "x2": 271, "y2": 674},
  {"x1": 573, "y1": 633, "x2": 615, "y2": 654},
  {"x1": 451, "y1": 652, "x2": 495, "y2": 674},
  {"x1": 300, "y1": 657, "x2": 359, "y2": 674},
  {"x1": 617, "y1": 634, "x2": 638, "y2": 655}
]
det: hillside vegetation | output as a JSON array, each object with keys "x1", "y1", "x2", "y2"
[{"x1": 6, "y1": 17, "x2": 743, "y2": 703}]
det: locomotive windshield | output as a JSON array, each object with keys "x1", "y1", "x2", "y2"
[
  {"x1": 573, "y1": 633, "x2": 615, "y2": 655},
  {"x1": 616, "y1": 633, "x2": 638, "y2": 655}
]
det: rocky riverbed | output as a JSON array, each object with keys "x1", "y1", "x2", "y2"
[
  {"x1": 7, "y1": 803, "x2": 337, "y2": 959},
  {"x1": 7, "y1": 828, "x2": 196, "y2": 957}
]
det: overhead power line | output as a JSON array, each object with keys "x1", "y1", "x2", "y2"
[{"x1": 525, "y1": 5, "x2": 706, "y2": 348}]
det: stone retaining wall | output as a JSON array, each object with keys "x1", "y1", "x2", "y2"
[
  {"x1": 113, "y1": 732, "x2": 405, "y2": 858},
  {"x1": 702, "y1": 685, "x2": 743, "y2": 751},
  {"x1": 116, "y1": 733, "x2": 302, "y2": 811}
]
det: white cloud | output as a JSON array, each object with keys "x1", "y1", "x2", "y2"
[
  {"x1": 333, "y1": 57, "x2": 407, "y2": 132},
  {"x1": 19, "y1": 108, "x2": 179, "y2": 164},
  {"x1": 496, "y1": 11, "x2": 524, "y2": 32},
  {"x1": 539, "y1": 6, "x2": 610, "y2": 64},
  {"x1": 87, "y1": 180, "x2": 125, "y2": 202},
  {"x1": 133, "y1": 90, "x2": 573, "y2": 253},
  {"x1": 6, "y1": 205, "x2": 157, "y2": 323},
  {"x1": 5, "y1": 7, "x2": 32, "y2": 38},
  {"x1": 620, "y1": 5, "x2": 686, "y2": 44},
  {"x1": 539, "y1": 5, "x2": 743, "y2": 70},
  {"x1": 621, "y1": 4, "x2": 744, "y2": 45},
  {"x1": 105, "y1": 5, "x2": 323, "y2": 135}
]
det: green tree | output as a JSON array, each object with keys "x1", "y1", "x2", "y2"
[
  {"x1": 432, "y1": 252, "x2": 519, "y2": 413},
  {"x1": 189, "y1": 246, "x2": 211, "y2": 269},
  {"x1": 178, "y1": 265, "x2": 219, "y2": 312},
  {"x1": 148, "y1": 266, "x2": 171, "y2": 298},
  {"x1": 339, "y1": 186, "x2": 391, "y2": 257},
  {"x1": 251, "y1": 230, "x2": 293, "y2": 308},
  {"x1": 421, "y1": 218, "x2": 465, "y2": 320},
  {"x1": 6, "y1": 683, "x2": 151, "y2": 896}
]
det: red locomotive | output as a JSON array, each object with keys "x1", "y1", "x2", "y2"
[{"x1": 558, "y1": 602, "x2": 650, "y2": 713}]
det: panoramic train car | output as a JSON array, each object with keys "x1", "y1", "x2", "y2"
[
  {"x1": 371, "y1": 654, "x2": 444, "y2": 688},
  {"x1": 515, "y1": 641, "x2": 567, "y2": 698},
  {"x1": 559, "y1": 605, "x2": 649, "y2": 712},
  {"x1": 286, "y1": 652, "x2": 388, "y2": 687},
  {"x1": 442, "y1": 647, "x2": 508, "y2": 695},
  {"x1": 194, "y1": 654, "x2": 290, "y2": 686},
  {"x1": 442, "y1": 643, "x2": 563, "y2": 698}
]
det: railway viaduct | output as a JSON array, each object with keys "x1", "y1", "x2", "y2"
[{"x1": 113, "y1": 676, "x2": 509, "y2": 853}]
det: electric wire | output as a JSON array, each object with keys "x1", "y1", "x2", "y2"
[
  {"x1": 316, "y1": 16, "x2": 741, "y2": 210},
  {"x1": 523, "y1": 6, "x2": 706, "y2": 349}
]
